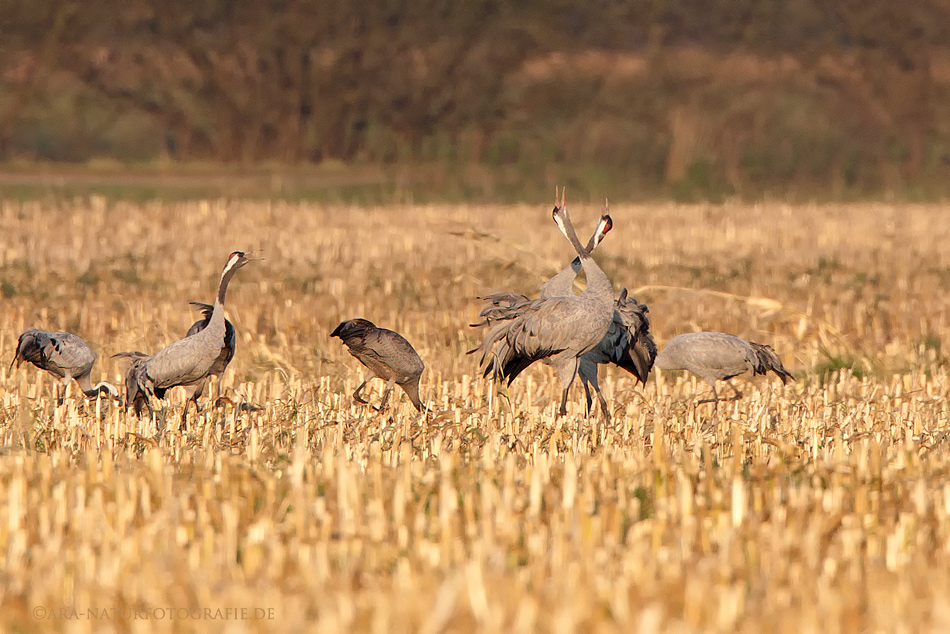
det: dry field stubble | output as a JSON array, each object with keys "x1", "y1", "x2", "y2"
[{"x1": 2, "y1": 198, "x2": 950, "y2": 632}]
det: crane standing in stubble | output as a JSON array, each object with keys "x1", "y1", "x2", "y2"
[
  {"x1": 472, "y1": 199, "x2": 656, "y2": 421},
  {"x1": 471, "y1": 188, "x2": 615, "y2": 417},
  {"x1": 331, "y1": 318, "x2": 426, "y2": 413},
  {"x1": 655, "y1": 331, "x2": 793, "y2": 408},
  {"x1": 118, "y1": 251, "x2": 251, "y2": 424},
  {"x1": 11, "y1": 329, "x2": 118, "y2": 402}
]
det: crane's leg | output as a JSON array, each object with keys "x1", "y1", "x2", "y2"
[
  {"x1": 180, "y1": 384, "x2": 203, "y2": 431},
  {"x1": 581, "y1": 377, "x2": 594, "y2": 418},
  {"x1": 58, "y1": 377, "x2": 71, "y2": 407},
  {"x1": 579, "y1": 360, "x2": 610, "y2": 423},
  {"x1": 590, "y1": 376, "x2": 611, "y2": 425},
  {"x1": 726, "y1": 380, "x2": 743, "y2": 400},
  {"x1": 697, "y1": 380, "x2": 720, "y2": 411},
  {"x1": 377, "y1": 379, "x2": 397, "y2": 413},
  {"x1": 352, "y1": 379, "x2": 371, "y2": 405},
  {"x1": 556, "y1": 358, "x2": 580, "y2": 417}
]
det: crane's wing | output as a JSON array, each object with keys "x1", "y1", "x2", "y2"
[
  {"x1": 474, "y1": 296, "x2": 609, "y2": 384},
  {"x1": 186, "y1": 302, "x2": 214, "y2": 337},
  {"x1": 145, "y1": 336, "x2": 219, "y2": 388},
  {"x1": 356, "y1": 328, "x2": 424, "y2": 377}
]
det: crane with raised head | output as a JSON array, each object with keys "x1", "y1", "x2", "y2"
[
  {"x1": 471, "y1": 201, "x2": 612, "y2": 329},
  {"x1": 116, "y1": 251, "x2": 251, "y2": 425},
  {"x1": 472, "y1": 197, "x2": 656, "y2": 421},
  {"x1": 470, "y1": 188, "x2": 614, "y2": 417}
]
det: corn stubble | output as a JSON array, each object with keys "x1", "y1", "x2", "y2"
[{"x1": 2, "y1": 198, "x2": 950, "y2": 632}]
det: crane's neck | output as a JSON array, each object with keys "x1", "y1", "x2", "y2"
[
  {"x1": 211, "y1": 261, "x2": 241, "y2": 327},
  {"x1": 76, "y1": 374, "x2": 118, "y2": 399},
  {"x1": 558, "y1": 212, "x2": 612, "y2": 299}
]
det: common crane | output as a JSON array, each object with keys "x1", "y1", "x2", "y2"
[
  {"x1": 655, "y1": 331, "x2": 793, "y2": 408},
  {"x1": 117, "y1": 251, "x2": 251, "y2": 424},
  {"x1": 331, "y1": 318, "x2": 425, "y2": 413},
  {"x1": 11, "y1": 328, "x2": 118, "y2": 401},
  {"x1": 471, "y1": 188, "x2": 614, "y2": 417}
]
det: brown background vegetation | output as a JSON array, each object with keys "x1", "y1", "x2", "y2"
[{"x1": 2, "y1": 0, "x2": 950, "y2": 199}]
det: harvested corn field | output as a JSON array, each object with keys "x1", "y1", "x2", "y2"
[{"x1": 2, "y1": 199, "x2": 950, "y2": 632}]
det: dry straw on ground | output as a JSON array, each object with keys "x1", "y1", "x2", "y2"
[{"x1": 2, "y1": 198, "x2": 950, "y2": 632}]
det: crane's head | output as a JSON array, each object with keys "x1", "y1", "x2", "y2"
[
  {"x1": 222, "y1": 251, "x2": 253, "y2": 276},
  {"x1": 592, "y1": 198, "x2": 613, "y2": 249},
  {"x1": 552, "y1": 186, "x2": 570, "y2": 234}
]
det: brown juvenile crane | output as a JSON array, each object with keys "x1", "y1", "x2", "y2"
[
  {"x1": 11, "y1": 328, "x2": 118, "y2": 401},
  {"x1": 331, "y1": 318, "x2": 425, "y2": 413},
  {"x1": 116, "y1": 251, "x2": 251, "y2": 422},
  {"x1": 470, "y1": 188, "x2": 614, "y2": 416},
  {"x1": 654, "y1": 331, "x2": 793, "y2": 408}
]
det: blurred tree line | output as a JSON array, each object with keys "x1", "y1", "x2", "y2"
[{"x1": 2, "y1": 0, "x2": 950, "y2": 196}]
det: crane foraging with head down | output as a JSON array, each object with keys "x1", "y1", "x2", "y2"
[
  {"x1": 11, "y1": 329, "x2": 118, "y2": 401},
  {"x1": 331, "y1": 318, "x2": 425, "y2": 413},
  {"x1": 654, "y1": 331, "x2": 793, "y2": 408},
  {"x1": 470, "y1": 188, "x2": 615, "y2": 417},
  {"x1": 116, "y1": 251, "x2": 252, "y2": 424}
]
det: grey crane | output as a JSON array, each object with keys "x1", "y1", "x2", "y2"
[
  {"x1": 117, "y1": 303, "x2": 237, "y2": 418},
  {"x1": 576, "y1": 288, "x2": 657, "y2": 421},
  {"x1": 331, "y1": 318, "x2": 425, "y2": 412},
  {"x1": 654, "y1": 331, "x2": 793, "y2": 407},
  {"x1": 117, "y1": 251, "x2": 251, "y2": 422},
  {"x1": 11, "y1": 328, "x2": 118, "y2": 401},
  {"x1": 470, "y1": 188, "x2": 614, "y2": 416},
  {"x1": 471, "y1": 199, "x2": 656, "y2": 421}
]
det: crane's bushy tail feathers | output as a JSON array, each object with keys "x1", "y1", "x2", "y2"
[
  {"x1": 470, "y1": 316, "x2": 562, "y2": 385},
  {"x1": 113, "y1": 351, "x2": 154, "y2": 416},
  {"x1": 748, "y1": 342, "x2": 794, "y2": 384},
  {"x1": 12, "y1": 332, "x2": 44, "y2": 369},
  {"x1": 611, "y1": 293, "x2": 657, "y2": 384},
  {"x1": 189, "y1": 302, "x2": 214, "y2": 318},
  {"x1": 471, "y1": 292, "x2": 532, "y2": 328},
  {"x1": 125, "y1": 359, "x2": 152, "y2": 416}
]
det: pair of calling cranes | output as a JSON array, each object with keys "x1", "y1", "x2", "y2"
[{"x1": 11, "y1": 192, "x2": 792, "y2": 424}]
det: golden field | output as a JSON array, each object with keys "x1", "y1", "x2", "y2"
[{"x1": 2, "y1": 197, "x2": 950, "y2": 633}]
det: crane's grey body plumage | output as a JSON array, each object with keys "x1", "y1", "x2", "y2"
[
  {"x1": 331, "y1": 318, "x2": 425, "y2": 412},
  {"x1": 471, "y1": 200, "x2": 654, "y2": 420},
  {"x1": 655, "y1": 331, "x2": 792, "y2": 405},
  {"x1": 117, "y1": 251, "x2": 250, "y2": 422},
  {"x1": 471, "y1": 190, "x2": 614, "y2": 416},
  {"x1": 181, "y1": 301, "x2": 236, "y2": 410},
  {"x1": 12, "y1": 328, "x2": 118, "y2": 399}
]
